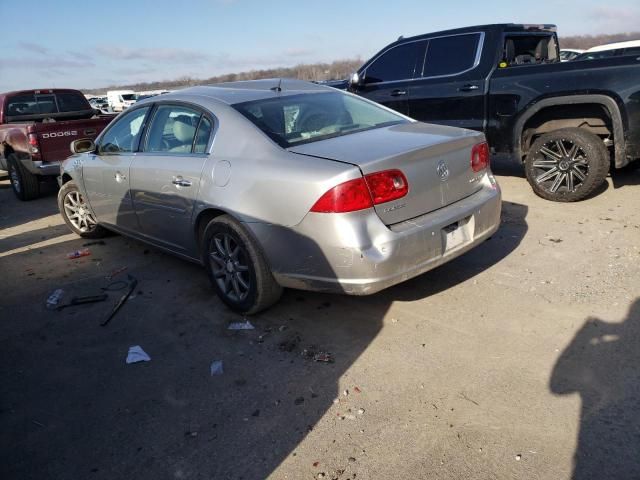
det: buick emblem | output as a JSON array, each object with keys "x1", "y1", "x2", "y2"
[{"x1": 436, "y1": 160, "x2": 449, "y2": 181}]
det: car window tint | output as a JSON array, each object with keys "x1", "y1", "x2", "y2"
[
  {"x1": 423, "y1": 33, "x2": 481, "y2": 76},
  {"x1": 99, "y1": 107, "x2": 149, "y2": 154},
  {"x1": 234, "y1": 91, "x2": 408, "y2": 148},
  {"x1": 57, "y1": 93, "x2": 90, "y2": 112},
  {"x1": 36, "y1": 94, "x2": 57, "y2": 114},
  {"x1": 622, "y1": 46, "x2": 640, "y2": 56},
  {"x1": 194, "y1": 117, "x2": 213, "y2": 154},
  {"x1": 145, "y1": 105, "x2": 201, "y2": 153},
  {"x1": 364, "y1": 41, "x2": 426, "y2": 83},
  {"x1": 6, "y1": 94, "x2": 37, "y2": 116}
]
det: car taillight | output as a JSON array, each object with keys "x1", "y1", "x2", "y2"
[
  {"x1": 310, "y1": 177, "x2": 373, "y2": 213},
  {"x1": 28, "y1": 133, "x2": 40, "y2": 155},
  {"x1": 471, "y1": 142, "x2": 490, "y2": 172},
  {"x1": 364, "y1": 169, "x2": 408, "y2": 204},
  {"x1": 310, "y1": 169, "x2": 409, "y2": 213}
]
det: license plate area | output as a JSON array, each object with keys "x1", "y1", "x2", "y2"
[{"x1": 442, "y1": 216, "x2": 472, "y2": 252}]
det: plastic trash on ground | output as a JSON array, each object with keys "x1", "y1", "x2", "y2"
[
  {"x1": 210, "y1": 360, "x2": 224, "y2": 375},
  {"x1": 67, "y1": 248, "x2": 91, "y2": 259},
  {"x1": 45, "y1": 289, "x2": 64, "y2": 309},
  {"x1": 126, "y1": 345, "x2": 151, "y2": 364},
  {"x1": 227, "y1": 319, "x2": 255, "y2": 330}
]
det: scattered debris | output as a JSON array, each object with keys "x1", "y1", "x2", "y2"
[
  {"x1": 31, "y1": 420, "x2": 45, "y2": 427},
  {"x1": 45, "y1": 289, "x2": 65, "y2": 310},
  {"x1": 278, "y1": 325, "x2": 288, "y2": 332},
  {"x1": 313, "y1": 352, "x2": 334, "y2": 363},
  {"x1": 548, "y1": 238, "x2": 563, "y2": 243},
  {"x1": 101, "y1": 275, "x2": 137, "y2": 326},
  {"x1": 227, "y1": 319, "x2": 255, "y2": 330},
  {"x1": 126, "y1": 345, "x2": 151, "y2": 364},
  {"x1": 82, "y1": 240, "x2": 105, "y2": 247},
  {"x1": 106, "y1": 266, "x2": 128, "y2": 280},
  {"x1": 348, "y1": 457, "x2": 356, "y2": 463},
  {"x1": 357, "y1": 408, "x2": 365, "y2": 415},
  {"x1": 67, "y1": 248, "x2": 91, "y2": 259},
  {"x1": 185, "y1": 431, "x2": 198, "y2": 437},
  {"x1": 343, "y1": 389, "x2": 349, "y2": 396},
  {"x1": 101, "y1": 280, "x2": 128, "y2": 292},
  {"x1": 391, "y1": 317, "x2": 398, "y2": 323},
  {"x1": 313, "y1": 462, "x2": 319, "y2": 467},
  {"x1": 515, "y1": 454, "x2": 522, "y2": 461},
  {"x1": 459, "y1": 392, "x2": 480, "y2": 406},
  {"x1": 210, "y1": 360, "x2": 224, "y2": 376},
  {"x1": 251, "y1": 409, "x2": 260, "y2": 417},
  {"x1": 56, "y1": 294, "x2": 108, "y2": 311},
  {"x1": 294, "y1": 396, "x2": 305, "y2": 405},
  {"x1": 354, "y1": 386, "x2": 362, "y2": 394}
]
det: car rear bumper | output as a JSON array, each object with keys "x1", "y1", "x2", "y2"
[
  {"x1": 25, "y1": 160, "x2": 61, "y2": 176},
  {"x1": 248, "y1": 174, "x2": 502, "y2": 295}
]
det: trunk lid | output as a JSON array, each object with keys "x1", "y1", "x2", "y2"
[
  {"x1": 29, "y1": 116, "x2": 114, "y2": 163},
  {"x1": 289, "y1": 122, "x2": 486, "y2": 225}
]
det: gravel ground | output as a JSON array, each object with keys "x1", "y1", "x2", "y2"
[{"x1": 0, "y1": 158, "x2": 639, "y2": 480}]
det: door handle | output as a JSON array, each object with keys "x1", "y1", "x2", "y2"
[
  {"x1": 172, "y1": 177, "x2": 192, "y2": 187},
  {"x1": 458, "y1": 84, "x2": 480, "y2": 92},
  {"x1": 390, "y1": 89, "x2": 407, "y2": 97}
]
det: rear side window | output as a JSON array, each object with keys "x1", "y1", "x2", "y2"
[
  {"x1": 145, "y1": 105, "x2": 202, "y2": 153},
  {"x1": 422, "y1": 33, "x2": 481, "y2": 77},
  {"x1": 194, "y1": 117, "x2": 213, "y2": 153},
  {"x1": 364, "y1": 40, "x2": 426, "y2": 84}
]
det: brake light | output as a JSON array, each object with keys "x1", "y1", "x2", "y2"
[
  {"x1": 310, "y1": 169, "x2": 409, "y2": 213},
  {"x1": 471, "y1": 142, "x2": 490, "y2": 172},
  {"x1": 28, "y1": 133, "x2": 40, "y2": 154},
  {"x1": 365, "y1": 169, "x2": 408, "y2": 204},
  {"x1": 310, "y1": 177, "x2": 373, "y2": 213}
]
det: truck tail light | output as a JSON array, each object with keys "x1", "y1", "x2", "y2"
[
  {"x1": 28, "y1": 133, "x2": 40, "y2": 155},
  {"x1": 471, "y1": 142, "x2": 490, "y2": 172},
  {"x1": 310, "y1": 169, "x2": 409, "y2": 213}
]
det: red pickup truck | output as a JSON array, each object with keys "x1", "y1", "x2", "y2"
[{"x1": 0, "y1": 89, "x2": 115, "y2": 200}]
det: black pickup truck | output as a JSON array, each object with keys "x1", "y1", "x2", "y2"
[{"x1": 334, "y1": 24, "x2": 640, "y2": 201}]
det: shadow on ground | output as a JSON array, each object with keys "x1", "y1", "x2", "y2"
[
  {"x1": 0, "y1": 200, "x2": 527, "y2": 479},
  {"x1": 550, "y1": 298, "x2": 640, "y2": 480}
]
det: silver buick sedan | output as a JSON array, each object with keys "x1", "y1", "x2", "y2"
[{"x1": 58, "y1": 79, "x2": 501, "y2": 313}]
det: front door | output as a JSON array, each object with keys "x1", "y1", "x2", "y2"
[
  {"x1": 352, "y1": 40, "x2": 427, "y2": 115},
  {"x1": 82, "y1": 106, "x2": 151, "y2": 229},
  {"x1": 407, "y1": 33, "x2": 486, "y2": 131},
  {"x1": 129, "y1": 104, "x2": 213, "y2": 252}
]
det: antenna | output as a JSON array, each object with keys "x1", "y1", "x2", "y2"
[{"x1": 270, "y1": 78, "x2": 282, "y2": 92}]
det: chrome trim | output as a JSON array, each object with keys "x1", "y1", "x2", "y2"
[{"x1": 361, "y1": 32, "x2": 485, "y2": 86}]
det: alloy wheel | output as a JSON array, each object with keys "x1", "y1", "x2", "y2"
[
  {"x1": 532, "y1": 139, "x2": 589, "y2": 194},
  {"x1": 63, "y1": 190, "x2": 97, "y2": 232},
  {"x1": 209, "y1": 233, "x2": 251, "y2": 302}
]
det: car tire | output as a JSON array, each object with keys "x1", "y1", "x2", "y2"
[
  {"x1": 525, "y1": 128, "x2": 610, "y2": 202},
  {"x1": 58, "y1": 181, "x2": 108, "y2": 238},
  {"x1": 7, "y1": 154, "x2": 40, "y2": 201},
  {"x1": 202, "y1": 215, "x2": 282, "y2": 314}
]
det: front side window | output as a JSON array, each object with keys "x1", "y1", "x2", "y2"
[
  {"x1": 233, "y1": 92, "x2": 408, "y2": 148},
  {"x1": 99, "y1": 107, "x2": 149, "y2": 154},
  {"x1": 422, "y1": 33, "x2": 481, "y2": 76},
  {"x1": 364, "y1": 41, "x2": 426, "y2": 84},
  {"x1": 145, "y1": 105, "x2": 202, "y2": 153}
]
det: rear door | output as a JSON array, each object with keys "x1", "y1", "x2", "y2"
[
  {"x1": 82, "y1": 106, "x2": 151, "y2": 229},
  {"x1": 129, "y1": 103, "x2": 213, "y2": 252},
  {"x1": 353, "y1": 40, "x2": 427, "y2": 115},
  {"x1": 408, "y1": 32, "x2": 486, "y2": 131}
]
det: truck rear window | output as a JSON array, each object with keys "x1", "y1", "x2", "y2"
[{"x1": 5, "y1": 92, "x2": 91, "y2": 117}]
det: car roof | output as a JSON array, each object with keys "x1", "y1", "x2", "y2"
[
  {"x1": 586, "y1": 39, "x2": 640, "y2": 52},
  {"x1": 394, "y1": 23, "x2": 556, "y2": 43},
  {"x1": 159, "y1": 79, "x2": 331, "y2": 105}
]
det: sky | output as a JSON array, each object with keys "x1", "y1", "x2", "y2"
[{"x1": 0, "y1": 0, "x2": 638, "y2": 92}]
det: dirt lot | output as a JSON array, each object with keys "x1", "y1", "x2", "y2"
[{"x1": 1, "y1": 159, "x2": 639, "y2": 480}]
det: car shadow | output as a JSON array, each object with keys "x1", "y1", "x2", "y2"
[
  {"x1": 0, "y1": 179, "x2": 59, "y2": 231},
  {"x1": 611, "y1": 161, "x2": 640, "y2": 189},
  {"x1": 550, "y1": 298, "x2": 640, "y2": 480},
  {"x1": 0, "y1": 198, "x2": 527, "y2": 479}
]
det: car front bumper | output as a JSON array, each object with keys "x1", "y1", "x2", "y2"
[{"x1": 248, "y1": 175, "x2": 502, "y2": 295}]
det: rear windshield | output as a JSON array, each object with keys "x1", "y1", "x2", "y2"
[
  {"x1": 233, "y1": 92, "x2": 408, "y2": 148},
  {"x1": 5, "y1": 92, "x2": 91, "y2": 117}
]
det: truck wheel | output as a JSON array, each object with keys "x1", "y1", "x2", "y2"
[
  {"x1": 202, "y1": 215, "x2": 282, "y2": 314},
  {"x1": 525, "y1": 128, "x2": 609, "y2": 202},
  {"x1": 57, "y1": 181, "x2": 108, "y2": 238},
  {"x1": 7, "y1": 154, "x2": 40, "y2": 201}
]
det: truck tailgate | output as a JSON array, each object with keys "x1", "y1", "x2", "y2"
[{"x1": 31, "y1": 116, "x2": 114, "y2": 163}]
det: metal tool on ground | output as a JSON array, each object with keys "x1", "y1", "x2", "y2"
[
  {"x1": 101, "y1": 275, "x2": 137, "y2": 327},
  {"x1": 56, "y1": 294, "x2": 108, "y2": 311}
]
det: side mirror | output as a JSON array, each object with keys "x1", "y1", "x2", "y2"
[
  {"x1": 348, "y1": 72, "x2": 362, "y2": 89},
  {"x1": 71, "y1": 138, "x2": 96, "y2": 154}
]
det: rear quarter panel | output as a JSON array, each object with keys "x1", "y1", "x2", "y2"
[{"x1": 487, "y1": 56, "x2": 640, "y2": 156}]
